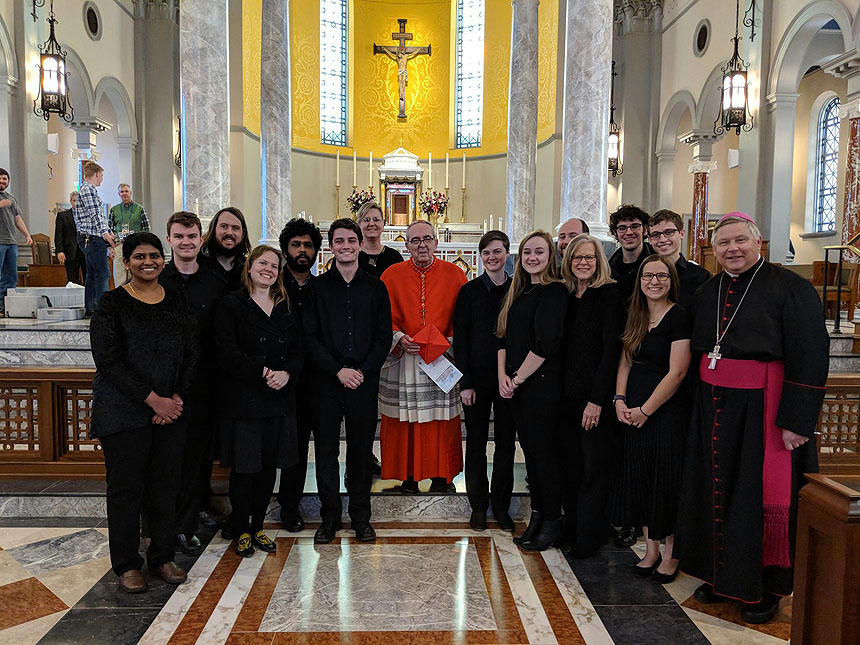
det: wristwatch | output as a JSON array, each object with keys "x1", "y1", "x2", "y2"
[{"x1": 612, "y1": 395, "x2": 626, "y2": 405}]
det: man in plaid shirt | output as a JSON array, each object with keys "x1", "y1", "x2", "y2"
[{"x1": 73, "y1": 161, "x2": 116, "y2": 314}]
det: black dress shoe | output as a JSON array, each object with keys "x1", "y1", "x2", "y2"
[
  {"x1": 521, "y1": 517, "x2": 564, "y2": 551},
  {"x1": 370, "y1": 454, "x2": 382, "y2": 476},
  {"x1": 198, "y1": 510, "x2": 220, "y2": 530},
  {"x1": 175, "y1": 533, "x2": 204, "y2": 556},
  {"x1": 428, "y1": 478, "x2": 455, "y2": 493},
  {"x1": 220, "y1": 527, "x2": 234, "y2": 540},
  {"x1": 741, "y1": 593, "x2": 781, "y2": 624},
  {"x1": 614, "y1": 526, "x2": 637, "y2": 547},
  {"x1": 494, "y1": 511, "x2": 515, "y2": 532},
  {"x1": 513, "y1": 511, "x2": 542, "y2": 545},
  {"x1": 314, "y1": 521, "x2": 342, "y2": 544},
  {"x1": 401, "y1": 478, "x2": 420, "y2": 494},
  {"x1": 353, "y1": 522, "x2": 376, "y2": 542},
  {"x1": 631, "y1": 554, "x2": 661, "y2": 578},
  {"x1": 694, "y1": 583, "x2": 724, "y2": 604},
  {"x1": 280, "y1": 508, "x2": 305, "y2": 533},
  {"x1": 470, "y1": 511, "x2": 487, "y2": 531}
]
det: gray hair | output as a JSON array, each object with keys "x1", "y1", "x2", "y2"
[
  {"x1": 712, "y1": 215, "x2": 762, "y2": 243},
  {"x1": 406, "y1": 219, "x2": 435, "y2": 238},
  {"x1": 117, "y1": 183, "x2": 131, "y2": 193},
  {"x1": 69, "y1": 191, "x2": 79, "y2": 200}
]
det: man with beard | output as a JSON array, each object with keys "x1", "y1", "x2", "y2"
[
  {"x1": 276, "y1": 218, "x2": 323, "y2": 532},
  {"x1": 200, "y1": 207, "x2": 250, "y2": 292},
  {"x1": 160, "y1": 211, "x2": 228, "y2": 554}
]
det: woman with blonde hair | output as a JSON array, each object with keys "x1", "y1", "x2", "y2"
[
  {"x1": 613, "y1": 254, "x2": 691, "y2": 582},
  {"x1": 559, "y1": 234, "x2": 626, "y2": 558},
  {"x1": 214, "y1": 245, "x2": 303, "y2": 558},
  {"x1": 497, "y1": 231, "x2": 568, "y2": 550}
]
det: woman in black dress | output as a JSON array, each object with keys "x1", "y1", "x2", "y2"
[
  {"x1": 356, "y1": 202, "x2": 403, "y2": 277},
  {"x1": 214, "y1": 245, "x2": 303, "y2": 558},
  {"x1": 90, "y1": 232, "x2": 199, "y2": 594},
  {"x1": 614, "y1": 255, "x2": 691, "y2": 582},
  {"x1": 560, "y1": 233, "x2": 626, "y2": 558},
  {"x1": 497, "y1": 231, "x2": 567, "y2": 551}
]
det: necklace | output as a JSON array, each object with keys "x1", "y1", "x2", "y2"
[
  {"x1": 128, "y1": 282, "x2": 162, "y2": 303},
  {"x1": 410, "y1": 259, "x2": 434, "y2": 325},
  {"x1": 707, "y1": 259, "x2": 764, "y2": 369}
]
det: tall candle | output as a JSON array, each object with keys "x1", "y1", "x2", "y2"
[
  {"x1": 353, "y1": 150, "x2": 357, "y2": 186},
  {"x1": 428, "y1": 153, "x2": 432, "y2": 189},
  {"x1": 462, "y1": 153, "x2": 466, "y2": 186},
  {"x1": 445, "y1": 152, "x2": 449, "y2": 189},
  {"x1": 369, "y1": 151, "x2": 373, "y2": 188},
  {"x1": 499, "y1": 217, "x2": 504, "y2": 232},
  {"x1": 336, "y1": 150, "x2": 340, "y2": 185},
  {"x1": 490, "y1": 214, "x2": 494, "y2": 230},
  {"x1": 194, "y1": 198, "x2": 199, "y2": 216},
  {"x1": 483, "y1": 218, "x2": 487, "y2": 233}
]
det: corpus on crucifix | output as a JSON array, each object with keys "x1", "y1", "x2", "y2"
[{"x1": 373, "y1": 19, "x2": 431, "y2": 119}]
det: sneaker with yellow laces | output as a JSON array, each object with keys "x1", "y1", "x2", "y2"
[
  {"x1": 252, "y1": 530, "x2": 276, "y2": 553},
  {"x1": 236, "y1": 532, "x2": 254, "y2": 558}
]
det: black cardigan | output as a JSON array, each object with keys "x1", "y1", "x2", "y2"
[
  {"x1": 90, "y1": 288, "x2": 200, "y2": 438},
  {"x1": 562, "y1": 283, "x2": 625, "y2": 406},
  {"x1": 213, "y1": 290, "x2": 304, "y2": 419}
]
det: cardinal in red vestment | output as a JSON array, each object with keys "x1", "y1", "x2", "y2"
[{"x1": 378, "y1": 220, "x2": 468, "y2": 492}]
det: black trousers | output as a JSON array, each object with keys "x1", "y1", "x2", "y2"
[
  {"x1": 511, "y1": 373, "x2": 562, "y2": 518},
  {"x1": 229, "y1": 467, "x2": 277, "y2": 534},
  {"x1": 561, "y1": 398, "x2": 614, "y2": 551},
  {"x1": 276, "y1": 414, "x2": 313, "y2": 515},
  {"x1": 463, "y1": 381, "x2": 516, "y2": 514},
  {"x1": 63, "y1": 249, "x2": 86, "y2": 285},
  {"x1": 99, "y1": 423, "x2": 186, "y2": 576},
  {"x1": 315, "y1": 376, "x2": 378, "y2": 524},
  {"x1": 175, "y1": 407, "x2": 215, "y2": 535}
]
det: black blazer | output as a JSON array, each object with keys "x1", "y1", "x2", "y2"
[
  {"x1": 54, "y1": 208, "x2": 79, "y2": 258},
  {"x1": 562, "y1": 283, "x2": 625, "y2": 406},
  {"x1": 213, "y1": 290, "x2": 304, "y2": 419}
]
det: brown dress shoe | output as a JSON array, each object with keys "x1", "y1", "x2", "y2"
[
  {"x1": 152, "y1": 561, "x2": 187, "y2": 585},
  {"x1": 119, "y1": 569, "x2": 147, "y2": 594}
]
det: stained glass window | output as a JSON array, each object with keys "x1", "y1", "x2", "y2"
[
  {"x1": 455, "y1": 0, "x2": 484, "y2": 148},
  {"x1": 320, "y1": 0, "x2": 347, "y2": 146},
  {"x1": 814, "y1": 97, "x2": 840, "y2": 232}
]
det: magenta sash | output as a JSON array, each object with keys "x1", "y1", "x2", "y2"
[{"x1": 699, "y1": 355, "x2": 792, "y2": 568}]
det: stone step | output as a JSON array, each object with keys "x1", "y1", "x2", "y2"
[
  {"x1": 0, "y1": 328, "x2": 91, "y2": 349},
  {"x1": 0, "y1": 347, "x2": 94, "y2": 367},
  {"x1": 828, "y1": 353, "x2": 860, "y2": 373}
]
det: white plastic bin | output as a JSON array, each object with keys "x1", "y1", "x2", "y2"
[
  {"x1": 4, "y1": 286, "x2": 85, "y2": 309},
  {"x1": 4, "y1": 294, "x2": 50, "y2": 318}
]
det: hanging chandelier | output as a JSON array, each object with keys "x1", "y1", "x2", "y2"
[
  {"x1": 715, "y1": 0, "x2": 753, "y2": 136},
  {"x1": 608, "y1": 61, "x2": 622, "y2": 177},
  {"x1": 33, "y1": 0, "x2": 73, "y2": 122}
]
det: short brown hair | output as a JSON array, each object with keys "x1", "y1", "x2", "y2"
[
  {"x1": 649, "y1": 209, "x2": 683, "y2": 231},
  {"x1": 479, "y1": 230, "x2": 510, "y2": 253},
  {"x1": 328, "y1": 218, "x2": 363, "y2": 245},
  {"x1": 166, "y1": 211, "x2": 202, "y2": 236},
  {"x1": 82, "y1": 161, "x2": 103, "y2": 178}
]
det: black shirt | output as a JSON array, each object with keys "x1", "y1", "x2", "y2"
[
  {"x1": 453, "y1": 272, "x2": 511, "y2": 390},
  {"x1": 284, "y1": 271, "x2": 316, "y2": 426},
  {"x1": 199, "y1": 245, "x2": 245, "y2": 293},
  {"x1": 90, "y1": 288, "x2": 200, "y2": 438},
  {"x1": 500, "y1": 281, "x2": 568, "y2": 377},
  {"x1": 358, "y1": 245, "x2": 403, "y2": 278},
  {"x1": 674, "y1": 254, "x2": 710, "y2": 311},
  {"x1": 608, "y1": 243, "x2": 654, "y2": 302},
  {"x1": 627, "y1": 305, "x2": 692, "y2": 408},
  {"x1": 303, "y1": 264, "x2": 393, "y2": 378}
]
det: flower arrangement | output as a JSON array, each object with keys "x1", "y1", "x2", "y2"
[
  {"x1": 418, "y1": 190, "x2": 449, "y2": 217},
  {"x1": 346, "y1": 189, "x2": 376, "y2": 213}
]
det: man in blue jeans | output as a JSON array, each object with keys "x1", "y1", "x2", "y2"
[
  {"x1": 73, "y1": 161, "x2": 115, "y2": 314},
  {"x1": 0, "y1": 168, "x2": 32, "y2": 316}
]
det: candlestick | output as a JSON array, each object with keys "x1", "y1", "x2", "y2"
[
  {"x1": 490, "y1": 214, "x2": 494, "y2": 230},
  {"x1": 368, "y1": 151, "x2": 373, "y2": 189},
  {"x1": 335, "y1": 184, "x2": 340, "y2": 218},
  {"x1": 445, "y1": 152, "x2": 449, "y2": 189},
  {"x1": 460, "y1": 187, "x2": 466, "y2": 223},
  {"x1": 194, "y1": 198, "x2": 199, "y2": 216},
  {"x1": 428, "y1": 152, "x2": 432, "y2": 189},
  {"x1": 462, "y1": 153, "x2": 466, "y2": 186},
  {"x1": 336, "y1": 150, "x2": 340, "y2": 185},
  {"x1": 499, "y1": 216, "x2": 503, "y2": 232},
  {"x1": 483, "y1": 218, "x2": 487, "y2": 233},
  {"x1": 353, "y1": 150, "x2": 357, "y2": 186}
]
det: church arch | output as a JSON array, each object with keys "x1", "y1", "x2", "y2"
[
  {"x1": 94, "y1": 77, "x2": 138, "y2": 144},
  {"x1": 61, "y1": 45, "x2": 95, "y2": 118},
  {"x1": 695, "y1": 60, "x2": 729, "y2": 134},
  {"x1": 0, "y1": 13, "x2": 16, "y2": 171},
  {"x1": 654, "y1": 90, "x2": 695, "y2": 210}
]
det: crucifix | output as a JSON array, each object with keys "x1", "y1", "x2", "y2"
[
  {"x1": 373, "y1": 19, "x2": 431, "y2": 119},
  {"x1": 707, "y1": 344, "x2": 722, "y2": 369}
]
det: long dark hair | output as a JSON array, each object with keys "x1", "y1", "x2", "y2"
[
  {"x1": 621, "y1": 254, "x2": 679, "y2": 363},
  {"x1": 204, "y1": 206, "x2": 252, "y2": 256}
]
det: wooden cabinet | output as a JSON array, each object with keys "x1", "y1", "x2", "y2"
[{"x1": 791, "y1": 474, "x2": 860, "y2": 645}]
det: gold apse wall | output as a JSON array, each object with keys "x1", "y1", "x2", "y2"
[{"x1": 242, "y1": 0, "x2": 557, "y2": 157}]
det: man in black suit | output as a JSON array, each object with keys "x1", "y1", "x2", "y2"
[{"x1": 55, "y1": 191, "x2": 86, "y2": 285}]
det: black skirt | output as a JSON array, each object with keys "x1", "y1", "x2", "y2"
[{"x1": 220, "y1": 416, "x2": 298, "y2": 474}]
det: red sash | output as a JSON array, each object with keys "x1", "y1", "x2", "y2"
[{"x1": 699, "y1": 355, "x2": 792, "y2": 568}]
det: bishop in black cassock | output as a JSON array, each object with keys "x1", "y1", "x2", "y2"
[{"x1": 676, "y1": 213, "x2": 828, "y2": 623}]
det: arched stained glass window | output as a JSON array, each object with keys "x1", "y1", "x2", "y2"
[
  {"x1": 455, "y1": 0, "x2": 484, "y2": 148},
  {"x1": 320, "y1": 0, "x2": 347, "y2": 146},
  {"x1": 814, "y1": 97, "x2": 840, "y2": 232}
]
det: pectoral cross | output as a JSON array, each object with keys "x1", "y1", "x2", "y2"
[
  {"x1": 707, "y1": 344, "x2": 722, "y2": 370},
  {"x1": 373, "y1": 19, "x2": 431, "y2": 119}
]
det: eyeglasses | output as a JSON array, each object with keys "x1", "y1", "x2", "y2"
[
  {"x1": 572, "y1": 254, "x2": 597, "y2": 263},
  {"x1": 641, "y1": 272, "x2": 671, "y2": 282},
  {"x1": 648, "y1": 228, "x2": 679, "y2": 240},
  {"x1": 408, "y1": 235, "x2": 435, "y2": 246},
  {"x1": 615, "y1": 223, "x2": 642, "y2": 233},
  {"x1": 361, "y1": 216, "x2": 383, "y2": 224}
]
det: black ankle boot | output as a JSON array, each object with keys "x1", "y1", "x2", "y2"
[
  {"x1": 513, "y1": 511, "x2": 542, "y2": 545},
  {"x1": 520, "y1": 517, "x2": 564, "y2": 551}
]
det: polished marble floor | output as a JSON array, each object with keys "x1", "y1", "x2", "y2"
[{"x1": 0, "y1": 517, "x2": 793, "y2": 644}]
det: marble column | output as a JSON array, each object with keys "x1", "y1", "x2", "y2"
[
  {"x1": 839, "y1": 100, "x2": 860, "y2": 256},
  {"x1": 689, "y1": 162, "x2": 716, "y2": 263},
  {"x1": 505, "y1": 0, "x2": 539, "y2": 246},
  {"x1": 260, "y1": 0, "x2": 291, "y2": 244},
  {"x1": 180, "y1": 0, "x2": 230, "y2": 227},
  {"x1": 559, "y1": 0, "x2": 613, "y2": 238}
]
